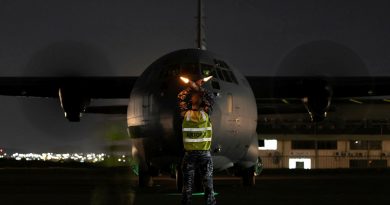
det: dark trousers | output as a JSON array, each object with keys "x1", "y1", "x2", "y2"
[{"x1": 181, "y1": 150, "x2": 216, "y2": 205}]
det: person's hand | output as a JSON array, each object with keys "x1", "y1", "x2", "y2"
[
  {"x1": 189, "y1": 80, "x2": 200, "y2": 91},
  {"x1": 195, "y1": 79, "x2": 204, "y2": 87},
  {"x1": 187, "y1": 78, "x2": 205, "y2": 91}
]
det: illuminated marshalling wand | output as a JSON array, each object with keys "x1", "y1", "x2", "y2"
[
  {"x1": 180, "y1": 76, "x2": 213, "y2": 90},
  {"x1": 203, "y1": 76, "x2": 213, "y2": 82},
  {"x1": 180, "y1": 76, "x2": 191, "y2": 84}
]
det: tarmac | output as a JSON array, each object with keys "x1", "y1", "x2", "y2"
[{"x1": 0, "y1": 168, "x2": 390, "y2": 205}]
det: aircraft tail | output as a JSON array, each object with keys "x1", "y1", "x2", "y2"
[{"x1": 196, "y1": 0, "x2": 207, "y2": 50}]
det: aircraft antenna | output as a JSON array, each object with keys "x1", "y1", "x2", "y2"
[{"x1": 196, "y1": 0, "x2": 206, "y2": 50}]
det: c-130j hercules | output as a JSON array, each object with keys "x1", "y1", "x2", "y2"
[{"x1": 1, "y1": 0, "x2": 389, "y2": 188}]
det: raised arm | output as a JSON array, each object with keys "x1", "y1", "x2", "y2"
[
  {"x1": 178, "y1": 77, "x2": 215, "y2": 116},
  {"x1": 201, "y1": 88, "x2": 215, "y2": 115},
  {"x1": 178, "y1": 87, "x2": 192, "y2": 117}
]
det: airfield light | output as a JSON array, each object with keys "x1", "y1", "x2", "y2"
[
  {"x1": 180, "y1": 76, "x2": 190, "y2": 84},
  {"x1": 203, "y1": 76, "x2": 213, "y2": 82}
]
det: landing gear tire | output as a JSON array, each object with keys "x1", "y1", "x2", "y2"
[
  {"x1": 242, "y1": 166, "x2": 256, "y2": 186},
  {"x1": 139, "y1": 170, "x2": 153, "y2": 188},
  {"x1": 176, "y1": 167, "x2": 183, "y2": 192}
]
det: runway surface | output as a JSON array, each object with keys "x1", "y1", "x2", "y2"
[{"x1": 0, "y1": 168, "x2": 389, "y2": 205}]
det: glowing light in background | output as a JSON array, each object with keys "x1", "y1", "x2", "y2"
[
  {"x1": 289, "y1": 158, "x2": 311, "y2": 169},
  {"x1": 7, "y1": 152, "x2": 108, "y2": 163},
  {"x1": 258, "y1": 139, "x2": 278, "y2": 150}
]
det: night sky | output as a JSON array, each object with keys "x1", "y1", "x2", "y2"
[{"x1": 0, "y1": 0, "x2": 389, "y2": 152}]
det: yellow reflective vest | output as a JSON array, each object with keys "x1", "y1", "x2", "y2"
[{"x1": 182, "y1": 110, "x2": 212, "y2": 151}]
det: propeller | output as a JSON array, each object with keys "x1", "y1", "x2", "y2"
[
  {"x1": 18, "y1": 40, "x2": 116, "y2": 140},
  {"x1": 265, "y1": 40, "x2": 371, "y2": 132}
]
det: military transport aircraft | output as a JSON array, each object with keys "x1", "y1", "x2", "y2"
[{"x1": 0, "y1": 0, "x2": 389, "y2": 188}]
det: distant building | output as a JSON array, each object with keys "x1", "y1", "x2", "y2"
[
  {"x1": 257, "y1": 104, "x2": 390, "y2": 169},
  {"x1": 258, "y1": 135, "x2": 390, "y2": 169}
]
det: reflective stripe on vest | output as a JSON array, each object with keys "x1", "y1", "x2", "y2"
[
  {"x1": 183, "y1": 138, "x2": 212, "y2": 142},
  {"x1": 182, "y1": 127, "x2": 212, "y2": 132},
  {"x1": 182, "y1": 110, "x2": 212, "y2": 151}
]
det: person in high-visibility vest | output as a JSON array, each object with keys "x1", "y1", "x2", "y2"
[{"x1": 178, "y1": 78, "x2": 216, "y2": 205}]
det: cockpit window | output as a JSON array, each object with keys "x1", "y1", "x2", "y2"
[
  {"x1": 210, "y1": 68, "x2": 218, "y2": 79},
  {"x1": 161, "y1": 64, "x2": 201, "y2": 78},
  {"x1": 228, "y1": 70, "x2": 238, "y2": 84},
  {"x1": 212, "y1": 59, "x2": 239, "y2": 84},
  {"x1": 160, "y1": 63, "x2": 238, "y2": 85},
  {"x1": 171, "y1": 64, "x2": 181, "y2": 76},
  {"x1": 222, "y1": 61, "x2": 229, "y2": 69},
  {"x1": 214, "y1": 59, "x2": 230, "y2": 69},
  {"x1": 160, "y1": 64, "x2": 180, "y2": 78},
  {"x1": 222, "y1": 69, "x2": 233, "y2": 83},
  {"x1": 216, "y1": 68, "x2": 224, "y2": 81},
  {"x1": 181, "y1": 64, "x2": 199, "y2": 75},
  {"x1": 201, "y1": 63, "x2": 220, "y2": 79},
  {"x1": 201, "y1": 64, "x2": 212, "y2": 76}
]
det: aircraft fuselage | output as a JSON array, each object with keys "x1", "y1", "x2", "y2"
[{"x1": 127, "y1": 49, "x2": 258, "y2": 173}]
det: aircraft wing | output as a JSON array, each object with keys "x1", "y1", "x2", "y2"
[
  {"x1": 246, "y1": 76, "x2": 390, "y2": 120},
  {"x1": 0, "y1": 77, "x2": 137, "y2": 98},
  {"x1": 245, "y1": 76, "x2": 390, "y2": 99},
  {"x1": 0, "y1": 77, "x2": 137, "y2": 121}
]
